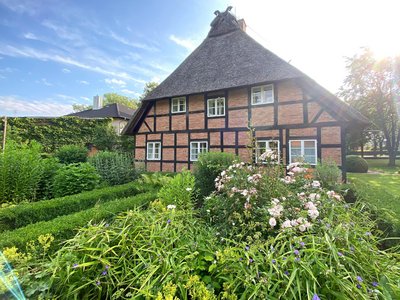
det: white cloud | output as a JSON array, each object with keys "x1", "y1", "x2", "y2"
[
  {"x1": 109, "y1": 31, "x2": 159, "y2": 52},
  {"x1": 61, "y1": 68, "x2": 71, "y2": 73},
  {"x1": 80, "y1": 96, "x2": 91, "y2": 101},
  {"x1": 78, "y1": 80, "x2": 89, "y2": 85},
  {"x1": 36, "y1": 78, "x2": 52, "y2": 86},
  {"x1": 0, "y1": 45, "x2": 145, "y2": 83},
  {"x1": 105, "y1": 78, "x2": 126, "y2": 87},
  {"x1": 42, "y1": 20, "x2": 85, "y2": 46},
  {"x1": 169, "y1": 34, "x2": 198, "y2": 51},
  {"x1": 0, "y1": 95, "x2": 73, "y2": 117},
  {"x1": 121, "y1": 89, "x2": 140, "y2": 97},
  {"x1": 55, "y1": 94, "x2": 77, "y2": 102},
  {"x1": 23, "y1": 32, "x2": 38, "y2": 40}
]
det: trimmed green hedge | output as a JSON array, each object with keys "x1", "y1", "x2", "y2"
[
  {"x1": 346, "y1": 155, "x2": 369, "y2": 173},
  {"x1": 0, "y1": 181, "x2": 152, "y2": 232},
  {"x1": 0, "y1": 191, "x2": 157, "y2": 250}
]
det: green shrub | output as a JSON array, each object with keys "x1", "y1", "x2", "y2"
[
  {"x1": 0, "y1": 181, "x2": 149, "y2": 232},
  {"x1": 36, "y1": 157, "x2": 62, "y2": 200},
  {"x1": 0, "y1": 192, "x2": 157, "y2": 250},
  {"x1": 157, "y1": 170, "x2": 196, "y2": 209},
  {"x1": 53, "y1": 163, "x2": 100, "y2": 197},
  {"x1": 315, "y1": 159, "x2": 342, "y2": 188},
  {"x1": 346, "y1": 155, "x2": 369, "y2": 173},
  {"x1": 55, "y1": 145, "x2": 87, "y2": 164},
  {"x1": 43, "y1": 209, "x2": 217, "y2": 299},
  {"x1": 88, "y1": 151, "x2": 136, "y2": 186},
  {"x1": 193, "y1": 151, "x2": 239, "y2": 201},
  {"x1": 0, "y1": 141, "x2": 44, "y2": 203}
]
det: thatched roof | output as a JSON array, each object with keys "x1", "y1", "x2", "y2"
[
  {"x1": 123, "y1": 8, "x2": 368, "y2": 134},
  {"x1": 68, "y1": 103, "x2": 135, "y2": 120}
]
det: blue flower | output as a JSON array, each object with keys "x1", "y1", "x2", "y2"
[
  {"x1": 365, "y1": 232, "x2": 372, "y2": 236},
  {"x1": 295, "y1": 257, "x2": 300, "y2": 262},
  {"x1": 372, "y1": 281, "x2": 378, "y2": 287},
  {"x1": 105, "y1": 265, "x2": 110, "y2": 270},
  {"x1": 167, "y1": 219, "x2": 171, "y2": 224},
  {"x1": 293, "y1": 249, "x2": 299, "y2": 256},
  {"x1": 299, "y1": 241, "x2": 305, "y2": 247},
  {"x1": 357, "y1": 276, "x2": 363, "y2": 282},
  {"x1": 356, "y1": 284, "x2": 362, "y2": 289},
  {"x1": 312, "y1": 294, "x2": 320, "y2": 300},
  {"x1": 271, "y1": 259, "x2": 276, "y2": 264},
  {"x1": 282, "y1": 257, "x2": 287, "y2": 261},
  {"x1": 245, "y1": 245, "x2": 250, "y2": 251},
  {"x1": 72, "y1": 263, "x2": 78, "y2": 269},
  {"x1": 96, "y1": 281, "x2": 101, "y2": 286},
  {"x1": 105, "y1": 223, "x2": 109, "y2": 227},
  {"x1": 338, "y1": 252, "x2": 344, "y2": 257},
  {"x1": 249, "y1": 258, "x2": 254, "y2": 263},
  {"x1": 239, "y1": 257, "x2": 243, "y2": 261},
  {"x1": 101, "y1": 271, "x2": 107, "y2": 276},
  {"x1": 284, "y1": 270, "x2": 290, "y2": 276}
]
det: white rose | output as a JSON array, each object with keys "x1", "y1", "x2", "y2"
[{"x1": 269, "y1": 217, "x2": 277, "y2": 227}]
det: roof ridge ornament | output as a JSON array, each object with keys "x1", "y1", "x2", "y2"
[{"x1": 208, "y1": 6, "x2": 239, "y2": 37}]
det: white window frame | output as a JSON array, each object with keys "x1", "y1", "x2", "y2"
[
  {"x1": 171, "y1": 97, "x2": 186, "y2": 113},
  {"x1": 255, "y1": 140, "x2": 280, "y2": 163},
  {"x1": 288, "y1": 139, "x2": 318, "y2": 165},
  {"x1": 190, "y1": 141, "x2": 208, "y2": 161},
  {"x1": 147, "y1": 142, "x2": 161, "y2": 160},
  {"x1": 251, "y1": 84, "x2": 274, "y2": 105},
  {"x1": 207, "y1": 97, "x2": 225, "y2": 117}
]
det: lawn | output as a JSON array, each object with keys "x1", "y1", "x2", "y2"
[{"x1": 348, "y1": 158, "x2": 400, "y2": 216}]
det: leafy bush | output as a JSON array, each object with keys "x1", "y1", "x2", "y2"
[
  {"x1": 43, "y1": 209, "x2": 218, "y2": 299},
  {"x1": 157, "y1": 170, "x2": 196, "y2": 209},
  {"x1": 88, "y1": 151, "x2": 136, "y2": 186},
  {"x1": 0, "y1": 191, "x2": 157, "y2": 250},
  {"x1": 314, "y1": 159, "x2": 342, "y2": 188},
  {"x1": 0, "y1": 181, "x2": 148, "y2": 232},
  {"x1": 0, "y1": 141, "x2": 44, "y2": 203},
  {"x1": 92, "y1": 124, "x2": 119, "y2": 151},
  {"x1": 36, "y1": 157, "x2": 62, "y2": 200},
  {"x1": 53, "y1": 163, "x2": 100, "y2": 197},
  {"x1": 55, "y1": 145, "x2": 87, "y2": 165},
  {"x1": 193, "y1": 151, "x2": 239, "y2": 201},
  {"x1": 346, "y1": 155, "x2": 369, "y2": 173}
]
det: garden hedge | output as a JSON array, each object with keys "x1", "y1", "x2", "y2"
[
  {"x1": 0, "y1": 182, "x2": 152, "y2": 232},
  {"x1": 346, "y1": 155, "x2": 369, "y2": 173},
  {"x1": 0, "y1": 191, "x2": 157, "y2": 250}
]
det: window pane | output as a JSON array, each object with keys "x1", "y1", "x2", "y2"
[
  {"x1": 304, "y1": 141, "x2": 316, "y2": 148},
  {"x1": 291, "y1": 141, "x2": 301, "y2": 148}
]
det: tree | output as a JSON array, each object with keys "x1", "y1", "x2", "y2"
[
  {"x1": 339, "y1": 48, "x2": 400, "y2": 166},
  {"x1": 72, "y1": 104, "x2": 92, "y2": 112},
  {"x1": 103, "y1": 93, "x2": 138, "y2": 109},
  {"x1": 139, "y1": 81, "x2": 159, "y2": 100}
]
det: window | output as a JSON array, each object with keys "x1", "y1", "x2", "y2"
[
  {"x1": 289, "y1": 140, "x2": 317, "y2": 165},
  {"x1": 251, "y1": 84, "x2": 274, "y2": 105},
  {"x1": 256, "y1": 140, "x2": 280, "y2": 162},
  {"x1": 207, "y1": 97, "x2": 225, "y2": 117},
  {"x1": 190, "y1": 141, "x2": 208, "y2": 161},
  {"x1": 147, "y1": 142, "x2": 161, "y2": 160},
  {"x1": 171, "y1": 97, "x2": 186, "y2": 113}
]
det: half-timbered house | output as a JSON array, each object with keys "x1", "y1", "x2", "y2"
[{"x1": 123, "y1": 7, "x2": 367, "y2": 179}]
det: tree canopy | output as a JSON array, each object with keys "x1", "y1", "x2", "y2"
[{"x1": 339, "y1": 48, "x2": 400, "y2": 166}]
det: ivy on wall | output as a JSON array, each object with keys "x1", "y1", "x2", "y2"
[{"x1": 0, "y1": 117, "x2": 112, "y2": 153}]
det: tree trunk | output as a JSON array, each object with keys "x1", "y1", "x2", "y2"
[{"x1": 388, "y1": 149, "x2": 397, "y2": 167}]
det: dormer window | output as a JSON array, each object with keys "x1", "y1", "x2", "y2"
[
  {"x1": 171, "y1": 97, "x2": 186, "y2": 113},
  {"x1": 251, "y1": 84, "x2": 274, "y2": 105}
]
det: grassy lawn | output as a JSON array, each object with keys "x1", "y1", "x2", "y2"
[{"x1": 348, "y1": 158, "x2": 400, "y2": 216}]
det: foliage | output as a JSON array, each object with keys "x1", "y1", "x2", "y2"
[
  {"x1": 157, "y1": 170, "x2": 196, "y2": 209},
  {"x1": 44, "y1": 208, "x2": 217, "y2": 299},
  {"x1": 103, "y1": 92, "x2": 138, "y2": 109},
  {"x1": 0, "y1": 192, "x2": 157, "y2": 250},
  {"x1": 88, "y1": 151, "x2": 136, "y2": 186},
  {"x1": 346, "y1": 155, "x2": 369, "y2": 173},
  {"x1": 0, "y1": 117, "x2": 111, "y2": 153},
  {"x1": 91, "y1": 124, "x2": 119, "y2": 151},
  {"x1": 138, "y1": 172, "x2": 173, "y2": 188},
  {"x1": 139, "y1": 81, "x2": 159, "y2": 100},
  {"x1": 193, "y1": 151, "x2": 239, "y2": 201},
  {"x1": 53, "y1": 163, "x2": 100, "y2": 197},
  {"x1": 0, "y1": 181, "x2": 147, "y2": 232},
  {"x1": 314, "y1": 159, "x2": 342, "y2": 189},
  {"x1": 36, "y1": 157, "x2": 62, "y2": 200},
  {"x1": 72, "y1": 103, "x2": 92, "y2": 112},
  {"x1": 55, "y1": 144, "x2": 88, "y2": 164},
  {"x1": 0, "y1": 141, "x2": 44, "y2": 203},
  {"x1": 339, "y1": 48, "x2": 400, "y2": 166}
]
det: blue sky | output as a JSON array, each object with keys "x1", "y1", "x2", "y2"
[{"x1": 0, "y1": 0, "x2": 399, "y2": 116}]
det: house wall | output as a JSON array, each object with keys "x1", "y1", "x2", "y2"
[{"x1": 134, "y1": 79, "x2": 346, "y2": 174}]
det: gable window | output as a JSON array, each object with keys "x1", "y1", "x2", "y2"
[
  {"x1": 289, "y1": 140, "x2": 317, "y2": 165},
  {"x1": 251, "y1": 84, "x2": 274, "y2": 105},
  {"x1": 256, "y1": 140, "x2": 280, "y2": 162},
  {"x1": 171, "y1": 97, "x2": 186, "y2": 113},
  {"x1": 147, "y1": 142, "x2": 161, "y2": 160},
  {"x1": 190, "y1": 141, "x2": 208, "y2": 161},
  {"x1": 207, "y1": 97, "x2": 225, "y2": 117}
]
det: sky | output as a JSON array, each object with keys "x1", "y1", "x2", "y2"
[{"x1": 0, "y1": 0, "x2": 399, "y2": 117}]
